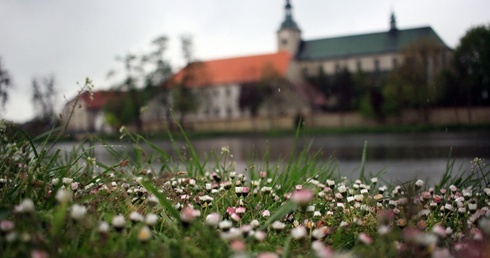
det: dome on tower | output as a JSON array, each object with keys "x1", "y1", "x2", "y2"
[{"x1": 279, "y1": 0, "x2": 300, "y2": 31}]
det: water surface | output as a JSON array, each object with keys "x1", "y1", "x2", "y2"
[{"x1": 58, "y1": 131, "x2": 490, "y2": 185}]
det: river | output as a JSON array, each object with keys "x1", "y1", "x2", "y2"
[{"x1": 57, "y1": 131, "x2": 490, "y2": 185}]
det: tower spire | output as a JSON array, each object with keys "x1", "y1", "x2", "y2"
[
  {"x1": 279, "y1": 0, "x2": 299, "y2": 31},
  {"x1": 390, "y1": 11, "x2": 398, "y2": 32},
  {"x1": 277, "y1": 0, "x2": 301, "y2": 55}
]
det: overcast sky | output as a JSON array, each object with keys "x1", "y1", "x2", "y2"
[{"x1": 1, "y1": 0, "x2": 489, "y2": 123}]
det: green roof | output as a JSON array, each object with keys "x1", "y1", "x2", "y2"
[
  {"x1": 297, "y1": 27, "x2": 450, "y2": 61},
  {"x1": 280, "y1": 15, "x2": 300, "y2": 31}
]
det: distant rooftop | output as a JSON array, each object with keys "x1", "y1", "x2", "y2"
[
  {"x1": 297, "y1": 26, "x2": 450, "y2": 61},
  {"x1": 169, "y1": 51, "x2": 291, "y2": 88},
  {"x1": 78, "y1": 90, "x2": 125, "y2": 110}
]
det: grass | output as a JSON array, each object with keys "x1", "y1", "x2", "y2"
[{"x1": 1, "y1": 96, "x2": 490, "y2": 257}]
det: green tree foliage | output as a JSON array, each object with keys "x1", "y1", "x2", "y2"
[
  {"x1": 452, "y1": 24, "x2": 490, "y2": 106},
  {"x1": 140, "y1": 35, "x2": 173, "y2": 128},
  {"x1": 145, "y1": 36, "x2": 173, "y2": 88},
  {"x1": 305, "y1": 66, "x2": 330, "y2": 97},
  {"x1": 31, "y1": 75, "x2": 58, "y2": 126},
  {"x1": 332, "y1": 68, "x2": 360, "y2": 112},
  {"x1": 106, "y1": 34, "x2": 173, "y2": 131},
  {"x1": 357, "y1": 70, "x2": 384, "y2": 120},
  {"x1": 0, "y1": 57, "x2": 13, "y2": 112},
  {"x1": 436, "y1": 68, "x2": 466, "y2": 107},
  {"x1": 171, "y1": 35, "x2": 199, "y2": 127},
  {"x1": 103, "y1": 92, "x2": 137, "y2": 129},
  {"x1": 238, "y1": 63, "x2": 279, "y2": 117},
  {"x1": 382, "y1": 39, "x2": 447, "y2": 120},
  {"x1": 105, "y1": 53, "x2": 146, "y2": 130}
]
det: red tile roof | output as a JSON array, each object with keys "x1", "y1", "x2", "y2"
[
  {"x1": 80, "y1": 90, "x2": 125, "y2": 110},
  {"x1": 169, "y1": 51, "x2": 291, "y2": 88}
]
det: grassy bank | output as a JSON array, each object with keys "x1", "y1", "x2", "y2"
[
  {"x1": 1, "y1": 122, "x2": 490, "y2": 257},
  {"x1": 130, "y1": 122, "x2": 490, "y2": 141}
]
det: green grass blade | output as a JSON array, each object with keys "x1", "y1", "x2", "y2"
[
  {"x1": 359, "y1": 141, "x2": 368, "y2": 182},
  {"x1": 140, "y1": 180, "x2": 180, "y2": 221}
]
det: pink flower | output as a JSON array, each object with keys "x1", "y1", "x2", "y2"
[
  {"x1": 229, "y1": 239, "x2": 246, "y2": 252},
  {"x1": 180, "y1": 207, "x2": 196, "y2": 224},
  {"x1": 226, "y1": 207, "x2": 236, "y2": 216},
  {"x1": 292, "y1": 189, "x2": 314, "y2": 206},
  {"x1": 433, "y1": 195, "x2": 442, "y2": 203},
  {"x1": 259, "y1": 171, "x2": 267, "y2": 178},
  {"x1": 0, "y1": 220, "x2": 14, "y2": 232},
  {"x1": 235, "y1": 207, "x2": 246, "y2": 214},
  {"x1": 256, "y1": 252, "x2": 279, "y2": 258},
  {"x1": 31, "y1": 250, "x2": 49, "y2": 258},
  {"x1": 312, "y1": 241, "x2": 334, "y2": 258},
  {"x1": 431, "y1": 225, "x2": 447, "y2": 238},
  {"x1": 358, "y1": 232, "x2": 372, "y2": 245},
  {"x1": 230, "y1": 213, "x2": 241, "y2": 222},
  {"x1": 421, "y1": 191, "x2": 431, "y2": 200},
  {"x1": 433, "y1": 248, "x2": 452, "y2": 258},
  {"x1": 262, "y1": 210, "x2": 271, "y2": 217},
  {"x1": 241, "y1": 187, "x2": 250, "y2": 196}
]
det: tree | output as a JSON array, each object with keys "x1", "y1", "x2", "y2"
[
  {"x1": 452, "y1": 24, "x2": 490, "y2": 107},
  {"x1": 238, "y1": 63, "x2": 278, "y2": 117},
  {"x1": 142, "y1": 35, "x2": 173, "y2": 128},
  {"x1": 103, "y1": 92, "x2": 136, "y2": 130},
  {"x1": 171, "y1": 35, "x2": 199, "y2": 128},
  {"x1": 357, "y1": 70, "x2": 384, "y2": 120},
  {"x1": 106, "y1": 35, "x2": 174, "y2": 131},
  {"x1": 304, "y1": 66, "x2": 330, "y2": 97},
  {"x1": 332, "y1": 67, "x2": 357, "y2": 112},
  {"x1": 106, "y1": 53, "x2": 145, "y2": 131},
  {"x1": 31, "y1": 75, "x2": 58, "y2": 127},
  {"x1": 382, "y1": 39, "x2": 447, "y2": 121},
  {"x1": 0, "y1": 57, "x2": 13, "y2": 112}
]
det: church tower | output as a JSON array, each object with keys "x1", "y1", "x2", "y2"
[
  {"x1": 389, "y1": 11, "x2": 398, "y2": 34},
  {"x1": 277, "y1": 0, "x2": 301, "y2": 56}
]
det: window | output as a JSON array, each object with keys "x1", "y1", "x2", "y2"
[
  {"x1": 374, "y1": 59, "x2": 380, "y2": 72},
  {"x1": 281, "y1": 38, "x2": 288, "y2": 46},
  {"x1": 214, "y1": 108, "x2": 220, "y2": 116},
  {"x1": 392, "y1": 58, "x2": 398, "y2": 68},
  {"x1": 225, "y1": 88, "x2": 231, "y2": 97},
  {"x1": 356, "y1": 60, "x2": 362, "y2": 71}
]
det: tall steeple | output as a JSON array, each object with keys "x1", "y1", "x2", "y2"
[
  {"x1": 389, "y1": 11, "x2": 398, "y2": 33},
  {"x1": 280, "y1": 0, "x2": 300, "y2": 31},
  {"x1": 277, "y1": 0, "x2": 301, "y2": 56}
]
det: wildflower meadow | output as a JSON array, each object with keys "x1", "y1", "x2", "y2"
[{"x1": 1, "y1": 85, "x2": 490, "y2": 257}]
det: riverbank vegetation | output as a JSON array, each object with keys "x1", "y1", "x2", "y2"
[
  {"x1": 1, "y1": 118, "x2": 490, "y2": 257},
  {"x1": 138, "y1": 122, "x2": 490, "y2": 141}
]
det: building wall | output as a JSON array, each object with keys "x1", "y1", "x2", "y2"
[
  {"x1": 277, "y1": 29, "x2": 301, "y2": 55},
  {"x1": 298, "y1": 52, "x2": 402, "y2": 77},
  {"x1": 61, "y1": 99, "x2": 90, "y2": 133},
  {"x1": 189, "y1": 84, "x2": 243, "y2": 121},
  {"x1": 181, "y1": 107, "x2": 490, "y2": 133},
  {"x1": 61, "y1": 98, "x2": 113, "y2": 134}
]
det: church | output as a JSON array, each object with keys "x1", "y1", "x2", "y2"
[
  {"x1": 145, "y1": 0, "x2": 452, "y2": 125},
  {"x1": 64, "y1": 1, "x2": 452, "y2": 134},
  {"x1": 278, "y1": 0, "x2": 450, "y2": 78}
]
